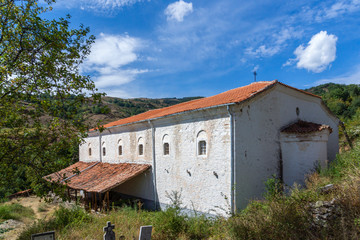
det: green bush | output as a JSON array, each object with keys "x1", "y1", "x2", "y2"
[
  {"x1": 0, "y1": 203, "x2": 34, "y2": 222},
  {"x1": 264, "y1": 175, "x2": 282, "y2": 200},
  {"x1": 186, "y1": 215, "x2": 214, "y2": 240},
  {"x1": 154, "y1": 207, "x2": 187, "y2": 239},
  {"x1": 17, "y1": 205, "x2": 92, "y2": 240}
]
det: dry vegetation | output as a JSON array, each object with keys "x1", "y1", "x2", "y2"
[{"x1": 1, "y1": 141, "x2": 357, "y2": 239}]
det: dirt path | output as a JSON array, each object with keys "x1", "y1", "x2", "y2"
[{"x1": 1, "y1": 196, "x2": 58, "y2": 240}]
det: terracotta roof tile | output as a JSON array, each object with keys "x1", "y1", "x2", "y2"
[
  {"x1": 281, "y1": 120, "x2": 332, "y2": 134},
  {"x1": 94, "y1": 81, "x2": 276, "y2": 130},
  {"x1": 92, "y1": 80, "x2": 321, "y2": 131},
  {"x1": 45, "y1": 161, "x2": 151, "y2": 193}
]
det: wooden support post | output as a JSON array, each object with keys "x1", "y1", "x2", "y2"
[
  {"x1": 91, "y1": 192, "x2": 94, "y2": 210},
  {"x1": 107, "y1": 191, "x2": 110, "y2": 210},
  {"x1": 94, "y1": 192, "x2": 97, "y2": 211},
  {"x1": 99, "y1": 193, "x2": 103, "y2": 211},
  {"x1": 84, "y1": 191, "x2": 88, "y2": 210},
  {"x1": 68, "y1": 188, "x2": 71, "y2": 202},
  {"x1": 75, "y1": 190, "x2": 77, "y2": 203}
]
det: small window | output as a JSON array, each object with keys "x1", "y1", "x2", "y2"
[
  {"x1": 103, "y1": 147, "x2": 106, "y2": 156},
  {"x1": 163, "y1": 143, "x2": 169, "y2": 155},
  {"x1": 198, "y1": 140, "x2": 206, "y2": 155},
  {"x1": 118, "y1": 145, "x2": 122, "y2": 155},
  {"x1": 138, "y1": 144, "x2": 144, "y2": 155},
  {"x1": 88, "y1": 148, "x2": 92, "y2": 156}
]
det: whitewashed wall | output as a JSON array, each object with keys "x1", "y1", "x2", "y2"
[
  {"x1": 152, "y1": 107, "x2": 231, "y2": 216},
  {"x1": 79, "y1": 123, "x2": 152, "y2": 165},
  {"x1": 232, "y1": 84, "x2": 339, "y2": 210},
  {"x1": 280, "y1": 130, "x2": 330, "y2": 187},
  {"x1": 79, "y1": 107, "x2": 232, "y2": 216}
]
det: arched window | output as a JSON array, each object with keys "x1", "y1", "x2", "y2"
[
  {"x1": 102, "y1": 141, "x2": 106, "y2": 156},
  {"x1": 118, "y1": 145, "x2": 123, "y2": 155},
  {"x1": 138, "y1": 144, "x2": 144, "y2": 155},
  {"x1": 118, "y1": 139, "x2": 123, "y2": 156},
  {"x1": 88, "y1": 143, "x2": 92, "y2": 156},
  {"x1": 198, "y1": 141, "x2": 206, "y2": 155},
  {"x1": 138, "y1": 137, "x2": 144, "y2": 156},
  {"x1": 163, "y1": 143, "x2": 170, "y2": 155},
  {"x1": 197, "y1": 130, "x2": 208, "y2": 156},
  {"x1": 162, "y1": 134, "x2": 170, "y2": 156}
]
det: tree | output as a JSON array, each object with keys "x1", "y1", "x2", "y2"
[{"x1": 0, "y1": 0, "x2": 101, "y2": 198}]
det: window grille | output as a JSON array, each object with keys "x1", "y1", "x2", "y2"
[
  {"x1": 138, "y1": 144, "x2": 144, "y2": 155},
  {"x1": 118, "y1": 145, "x2": 122, "y2": 155},
  {"x1": 103, "y1": 147, "x2": 106, "y2": 156},
  {"x1": 163, "y1": 143, "x2": 169, "y2": 155},
  {"x1": 198, "y1": 141, "x2": 206, "y2": 155}
]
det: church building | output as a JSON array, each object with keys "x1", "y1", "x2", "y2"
[{"x1": 46, "y1": 80, "x2": 339, "y2": 216}]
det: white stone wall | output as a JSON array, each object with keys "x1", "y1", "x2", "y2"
[
  {"x1": 79, "y1": 108, "x2": 232, "y2": 216},
  {"x1": 152, "y1": 107, "x2": 231, "y2": 216},
  {"x1": 113, "y1": 168, "x2": 155, "y2": 209},
  {"x1": 233, "y1": 85, "x2": 339, "y2": 210},
  {"x1": 280, "y1": 130, "x2": 330, "y2": 187},
  {"x1": 79, "y1": 123, "x2": 152, "y2": 165}
]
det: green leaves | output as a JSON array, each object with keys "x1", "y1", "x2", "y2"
[{"x1": 0, "y1": 0, "x2": 102, "y2": 198}]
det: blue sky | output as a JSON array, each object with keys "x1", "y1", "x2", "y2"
[{"x1": 48, "y1": 0, "x2": 360, "y2": 98}]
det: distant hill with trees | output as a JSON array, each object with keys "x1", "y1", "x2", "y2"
[
  {"x1": 306, "y1": 83, "x2": 360, "y2": 120},
  {"x1": 306, "y1": 83, "x2": 360, "y2": 147},
  {"x1": 78, "y1": 96, "x2": 203, "y2": 128}
]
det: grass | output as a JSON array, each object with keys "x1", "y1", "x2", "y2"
[
  {"x1": 17, "y1": 205, "x2": 92, "y2": 240},
  {"x1": 16, "y1": 142, "x2": 360, "y2": 239},
  {"x1": 37, "y1": 202, "x2": 49, "y2": 213},
  {"x1": 0, "y1": 203, "x2": 34, "y2": 223}
]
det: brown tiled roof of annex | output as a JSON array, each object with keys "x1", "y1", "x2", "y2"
[
  {"x1": 44, "y1": 161, "x2": 151, "y2": 193},
  {"x1": 93, "y1": 80, "x2": 321, "y2": 131},
  {"x1": 281, "y1": 120, "x2": 332, "y2": 134}
]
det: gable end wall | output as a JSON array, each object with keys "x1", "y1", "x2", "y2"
[{"x1": 233, "y1": 84, "x2": 339, "y2": 210}]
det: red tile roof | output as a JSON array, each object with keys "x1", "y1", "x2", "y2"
[
  {"x1": 93, "y1": 80, "x2": 320, "y2": 131},
  {"x1": 281, "y1": 120, "x2": 332, "y2": 134},
  {"x1": 45, "y1": 161, "x2": 151, "y2": 193}
]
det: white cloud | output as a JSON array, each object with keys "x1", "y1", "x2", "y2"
[
  {"x1": 246, "y1": 45, "x2": 281, "y2": 57},
  {"x1": 55, "y1": 0, "x2": 144, "y2": 13},
  {"x1": 83, "y1": 33, "x2": 148, "y2": 88},
  {"x1": 87, "y1": 33, "x2": 139, "y2": 68},
  {"x1": 165, "y1": 0, "x2": 193, "y2": 22},
  {"x1": 315, "y1": 66, "x2": 360, "y2": 85},
  {"x1": 93, "y1": 69, "x2": 149, "y2": 88},
  {"x1": 316, "y1": 0, "x2": 360, "y2": 21},
  {"x1": 245, "y1": 28, "x2": 303, "y2": 57},
  {"x1": 288, "y1": 31, "x2": 338, "y2": 73}
]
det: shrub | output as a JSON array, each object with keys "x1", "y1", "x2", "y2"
[
  {"x1": 17, "y1": 205, "x2": 92, "y2": 240},
  {"x1": 264, "y1": 175, "x2": 282, "y2": 200},
  {"x1": 0, "y1": 203, "x2": 34, "y2": 222},
  {"x1": 153, "y1": 207, "x2": 187, "y2": 239}
]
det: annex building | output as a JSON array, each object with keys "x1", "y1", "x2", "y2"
[{"x1": 46, "y1": 80, "x2": 339, "y2": 216}]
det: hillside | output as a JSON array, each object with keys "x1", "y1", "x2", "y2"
[
  {"x1": 305, "y1": 83, "x2": 360, "y2": 120},
  {"x1": 79, "y1": 96, "x2": 203, "y2": 128}
]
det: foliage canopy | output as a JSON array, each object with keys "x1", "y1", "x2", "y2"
[{"x1": 0, "y1": 0, "x2": 101, "y2": 198}]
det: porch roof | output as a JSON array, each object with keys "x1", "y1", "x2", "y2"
[
  {"x1": 44, "y1": 161, "x2": 151, "y2": 193},
  {"x1": 281, "y1": 120, "x2": 332, "y2": 134}
]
